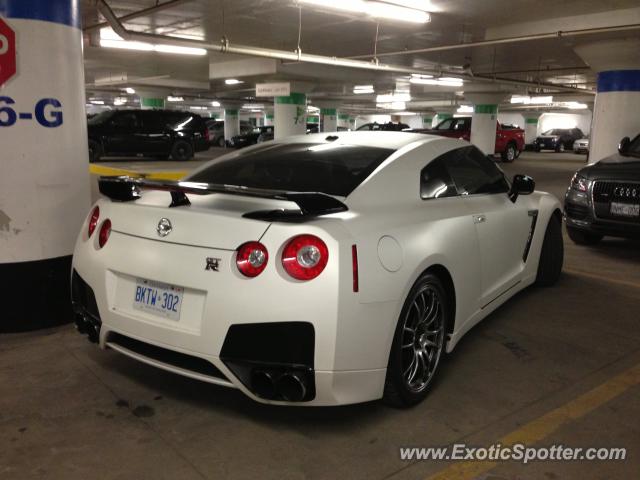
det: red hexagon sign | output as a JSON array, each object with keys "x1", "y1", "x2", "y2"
[{"x1": 0, "y1": 17, "x2": 17, "y2": 87}]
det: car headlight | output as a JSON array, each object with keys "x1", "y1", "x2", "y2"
[{"x1": 571, "y1": 173, "x2": 589, "y2": 192}]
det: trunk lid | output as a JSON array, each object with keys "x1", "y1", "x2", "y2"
[{"x1": 105, "y1": 191, "x2": 291, "y2": 250}]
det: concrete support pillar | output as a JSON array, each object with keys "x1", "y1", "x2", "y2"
[
  {"x1": 264, "y1": 111, "x2": 274, "y2": 126},
  {"x1": 337, "y1": 113, "x2": 350, "y2": 129},
  {"x1": 274, "y1": 92, "x2": 306, "y2": 140},
  {"x1": 522, "y1": 112, "x2": 543, "y2": 145},
  {"x1": 421, "y1": 114, "x2": 434, "y2": 129},
  {"x1": 140, "y1": 97, "x2": 165, "y2": 110},
  {"x1": 466, "y1": 93, "x2": 506, "y2": 155},
  {"x1": 589, "y1": 71, "x2": 640, "y2": 163},
  {"x1": 575, "y1": 39, "x2": 640, "y2": 164},
  {"x1": 320, "y1": 108, "x2": 338, "y2": 132},
  {"x1": 223, "y1": 108, "x2": 240, "y2": 145},
  {"x1": 434, "y1": 111, "x2": 453, "y2": 126},
  {"x1": 471, "y1": 104, "x2": 499, "y2": 154},
  {"x1": 0, "y1": 0, "x2": 90, "y2": 331}
]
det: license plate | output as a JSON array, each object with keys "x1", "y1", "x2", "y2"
[
  {"x1": 133, "y1": 278, "x2": 183, "y2": 321},
  {"x1": 610, "y1": 202, "x2": 640, "y2": 218}
]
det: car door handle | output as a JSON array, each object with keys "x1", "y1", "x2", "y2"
[{"x1": 473, "y1": 214, "x2": 487, "y2": 224}]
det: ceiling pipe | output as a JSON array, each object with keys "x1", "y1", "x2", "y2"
[
  {"x1": 84, "y1": 0, "x2": 195, "y2": 33},
  {"x1": 96, "y1": 0, "x2": 593, "y2": 95},
  {"x1": 348, "y1": 23, "x2": 640, "y2": 59}
]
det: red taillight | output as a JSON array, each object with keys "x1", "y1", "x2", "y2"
[
  {"x1": 282, "y1": 235, "x2": 328, "y2": 281},
  {"x1": 352, "y1": 244, "x2": 359, "y2": 292},
  {"x1": 87, "y1": 206, "x2": 100, "y2": 238},
  {"x1": 98, "y1": 219, "x2": 111, "y2": 248},
  {"x1": 236, "y1": 241, "x2": 269, "y2": 277}
]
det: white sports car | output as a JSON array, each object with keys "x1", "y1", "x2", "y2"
[{"x1": 72, "y1": 132, "x2": 563, "y2": 407}]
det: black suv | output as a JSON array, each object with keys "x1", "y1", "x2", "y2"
[
  {"x1": 87, "y1": 110, "x2": 209, "y2": 162},
  {"x1": 534, "y1": 128, "x2": 584, "y2": 152},
  {"x1": 564, "y1": 134, "x2": 640, "y2": 244}
]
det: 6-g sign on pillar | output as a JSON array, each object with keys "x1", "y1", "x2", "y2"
[
  {"x1": 0, "y1": 2, "x2": 90, "y2": 333},
  {"x1": 0, "y1": 16, "x2": 16, "y2": 85}
]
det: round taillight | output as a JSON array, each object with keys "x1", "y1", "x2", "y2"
[
  {"x1": 98, "y1": 219, "x2": 111, "y2": 248},
  {"x1": 282, "y1": 235, "x2": 328, "y2": 280},
  {"x1": 236, "y1": 241, "x2": 269, "y2": 277},
  {"x1": 87, "y1": 206, "x2": 100, "y2": 238}
]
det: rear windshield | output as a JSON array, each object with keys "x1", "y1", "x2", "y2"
[{"x1": 187, "y1": 143, "x2": 395, "y2": 197}]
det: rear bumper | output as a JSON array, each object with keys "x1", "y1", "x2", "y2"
[{"x1": 72, "y1": 222, "x2": 394, "y2": 406}]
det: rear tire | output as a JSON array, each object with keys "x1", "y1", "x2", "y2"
[
  {"x1": 88, "y1": 140, "x2": 102, "y2": 163},
  {"x1": 171, "y1": 140, "x2": 194, "y2": 161},
  {"x1": 567, "y1": 226, "x2": 603, "y2": 246},
  {"x1": 555, "y1": 143, "x2": 565, "y2": 153},
  {"x1": 536, "y1": 215, "x2": 564, "y2": 286},
  {"x1": 501, "y1": 143, "x2": 517, "y2": 163},
  {"x1": 383, "y1": 273, "x2": 448, "y2": 408}
]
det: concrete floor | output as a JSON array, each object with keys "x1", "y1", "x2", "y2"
[{"x1": 2, "y1": 151, "x2": 639, "y2": 480}]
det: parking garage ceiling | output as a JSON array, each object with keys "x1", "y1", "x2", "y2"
[{"x1": 81, "y1": 0, "x2": 640, "y2": 112}]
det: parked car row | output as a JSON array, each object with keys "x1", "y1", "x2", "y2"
[{"x1": 87, "y1": 109, "x2": 210, "y2": 162}]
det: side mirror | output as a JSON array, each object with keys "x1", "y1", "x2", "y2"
[
  {"x1": 509, "y1": 174, "x2": 535, "y2": 203},
  {"x1": 618, "y1": 136, "x2": 631, "y2": 155}
]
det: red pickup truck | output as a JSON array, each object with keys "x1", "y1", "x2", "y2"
[{"x1": 416, "y1": 116, "x2": 525, "y2": 162}]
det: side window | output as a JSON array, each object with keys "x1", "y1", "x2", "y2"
[
  {"x1": 453, "y1": 118, "x2": 470, "y2": 131},
  {"x1": 111, "y1": 112, "x2": 138, "y2": 129},
  {"x1": 420, "y1": 157, "x2": 458, "y2": 200},
  {"x1": 443, "y1": 146, "x2": 510, "y2": 195},
  {"x1": 434, "y1": 118, "x2": 454, "y2": 130},
  {"x1": 140, "y1": 112, "x2": 166, "y2": 130}
]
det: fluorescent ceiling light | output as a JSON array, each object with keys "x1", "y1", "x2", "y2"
[
  {"x1": 299, "y1": 0, "x2": 430, "y2": 23},
  {"x1": 377, "y1": 101, "x2": 406, "y2": 110},
  {"x1": 457, "y1": 105, "x2": 473, "y2": 113},
  {"x1": 565, "y1": 102, "x2": 588, "y2": 110},
  {"x1": 225, "y1": 79, "x2": 244, "y2": 85},
  {"x1": 113, "y1": 97, "x2": 127, "y2": 106},
  {"x1": 354, "y1": 85, "x2": 375, "y2": 94},
  {"x1": 211, "y1": 101, "x2": 221, "y2": 107},
  {"x1": 376, "y1": 93, "x2": 411, "y2": 103},
  {"x1": 242, "y1": 103, "x2": 264, "y2": 109},
  {"x1": 510, "y1": 95, "x2": 553, "y2": 105},
  {"x1": 410, "y1": 75, "x2": 463, "y2": 87},
  {"x1": 99, "y1": 28, "x2": 206, "y2": 56},
  {"x1": 167, "y1": 96, "x2": 184, "y2": 102},
  {"x1": 90, "y1": 100, "x2": 105, "y2": 105},
  {"x1": 393, "y1": 111, "x2": 417, "y2": 116},
  {"x1": 382, "y1": 0, "x2": 437, "y2": 11},
  {"x1": 190, "y1": 106, "x2": 207, "y2": 110},
  {"x1": 125, "y1": 87, "x2": 135, "y2": 94}
]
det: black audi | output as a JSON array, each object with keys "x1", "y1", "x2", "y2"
[{"x1": 565, "y1": 134, "x2": 640, "y2": 244}]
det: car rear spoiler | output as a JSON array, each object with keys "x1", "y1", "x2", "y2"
[{"x1": 98, "y1": 176, "x2": 348, "y2": 216}]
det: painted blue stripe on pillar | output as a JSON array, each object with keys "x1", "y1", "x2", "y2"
[
  {"x1": 597, "y1": 70, "x2": 640, "y2": 93},
  {"x1": 0, "y1": 0, "x2": 80, "y2": 29}
]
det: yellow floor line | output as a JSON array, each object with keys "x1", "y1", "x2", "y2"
[
  {"x1": 89, "y1": 165, "x2": 188, "y2": 181},
  {"x1": 427, "y1": 362, "x2": 640, "y2": 480},
  {"x1": 89, "y1": 164, "x2": 139, "y2": 177},
  {"x1": 564, "y1": 268, "x2": 640, "y2": 290}
]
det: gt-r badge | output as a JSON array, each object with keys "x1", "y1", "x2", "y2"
[
  {"x1": 157, "y1": 218, "x2": 172, "y2": 237},
  {"x1": 205, "y1": 257, "x2": 221, "y2": 271}
]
